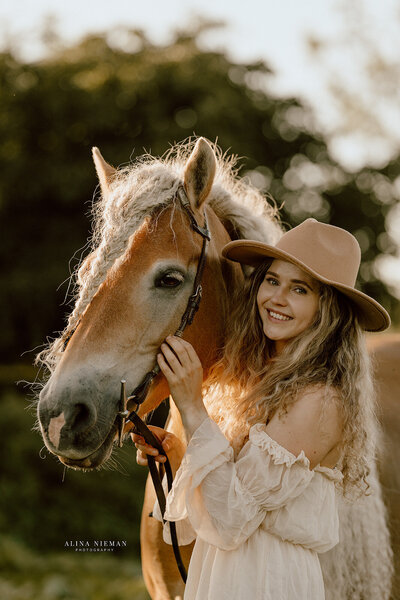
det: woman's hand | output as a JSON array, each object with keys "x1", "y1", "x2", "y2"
[
  {"x1": 157, "y1": 335, "x2": 208, "y2": 437},
  {"x1": 131, "y1": 425, "x2": 184, "y2": 472},
  {"x1": 157, "y1": 336, "x2": 203, "y2": 412}
]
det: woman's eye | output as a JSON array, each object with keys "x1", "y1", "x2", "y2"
[
  {"x1": 266, "y1": 277, "x2": 278, "y2": 286},
  {"x1": 294, "y1": 286, "x2": 307, "y2": 294},
  {"x1": 156, "y1": 272, "x2": 184, "y2": 288}
]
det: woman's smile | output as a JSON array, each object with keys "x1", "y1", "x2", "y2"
[{"x1": 266, "y1": 308, "x2": 293, "y2": 322}]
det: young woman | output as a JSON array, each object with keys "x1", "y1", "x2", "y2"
[{"x1": 133, "y1": 218, "x2": 390, "y2": 599}]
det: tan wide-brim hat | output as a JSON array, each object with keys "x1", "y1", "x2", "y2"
[{"x1": 222, "y1": 218, "x2": 390, "y2": 332}]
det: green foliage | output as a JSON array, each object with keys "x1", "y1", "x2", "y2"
[{"x1": 0, "y1": 27, "x2": 398, "y2": 363}]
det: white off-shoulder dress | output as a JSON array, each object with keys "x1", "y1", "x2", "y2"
[{"x1": 155, "y1": 417, "x2": 342, "y2": 600}]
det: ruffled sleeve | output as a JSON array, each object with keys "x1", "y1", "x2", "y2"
[{"x1": 163, "y1": 418, "x2": 314, "y2": 551}]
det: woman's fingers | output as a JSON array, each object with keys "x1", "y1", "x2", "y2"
[
  {"x1": 131, "y1": 433, "x2": 145, "y2": 445},
  {"x1": 136, "y1": 449, "x2": 166, "y2": 465},
  {"x1": 135, "y1": 443, "x2": 166, "y2": 464},
  {"x1": 180, "y1": 339, "x2": 201, "y2": 364},
  {"x1": 158, "y1": 336, "x2": 199, "y2": 378},
  {"x1": 134, "y1": 440, "x2": 158, "y2": 456},
  {"x1": 157, "y1": 351, "x2": 173, "y2": 377},
  {"x1": 131, "y1": 425, "x2": 183, "y2": 468},
  {"x1": 136, "y1": 449, "x2": 148, "y2": 466},
  {"x1": 160, "y1": 341, "x2": 184, "y2": 372},
  {"x1": 164, "y1": 336, "x2": 193, "y2": 365},
  {"x1": 131, "y1": 426, "x2": 171, "y2": 466}
]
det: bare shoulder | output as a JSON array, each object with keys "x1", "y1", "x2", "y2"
[
  {"x1": 286, "y1": 385, "x2": 343, "y2": 430},
  {"x1": 265, "y1": 385, "x2": 343, "y2": 469}
]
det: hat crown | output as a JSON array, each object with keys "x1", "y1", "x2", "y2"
[{"x1": 276, "y1": 219, "x2": 361, "y2": 287}]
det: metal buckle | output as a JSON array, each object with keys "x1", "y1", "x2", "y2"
[{"x1": 186, "y1": 285, "x2": 202, "y2": 324}]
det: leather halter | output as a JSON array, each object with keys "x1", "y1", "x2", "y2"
[{"x1": 116, "y1": 184, "x2": 211, "y2": 583}]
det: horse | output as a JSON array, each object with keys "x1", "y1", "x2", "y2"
[{"x1": 36, "y1": 138, "x2": 394, "y2": 600}]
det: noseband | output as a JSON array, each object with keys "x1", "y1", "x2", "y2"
[{"x1": 116, "y1": 184, "x2": 210, "y2": 583}]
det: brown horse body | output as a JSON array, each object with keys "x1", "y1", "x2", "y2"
[{"x1": 37, "y1": 139, "x2": 395, "y2": 600}]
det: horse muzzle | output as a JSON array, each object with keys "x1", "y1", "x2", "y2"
[{"x1": 37, "y1": 378, "x2": 120, "y2": 468}]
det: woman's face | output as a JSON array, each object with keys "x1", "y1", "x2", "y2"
[{"x1": 256, "y1": 259, "x2": 320, "y2": 353}]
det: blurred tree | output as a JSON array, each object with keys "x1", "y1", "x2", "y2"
[
  {"x1": 0, "y1": 23, "x2": 398, "y2": 365},
  {"x1": 306, "y1": 0, "x2": 400, "y2": 168}
]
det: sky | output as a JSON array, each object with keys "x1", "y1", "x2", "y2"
[{"x1": 1, "y1": 0, "x2": 400, "y2": 295}]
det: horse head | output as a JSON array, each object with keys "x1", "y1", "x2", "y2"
[{"x1": 37, "y1": 138, "x2": 281, "y2": 469}]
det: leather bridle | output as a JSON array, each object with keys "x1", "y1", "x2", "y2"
[{"x1": 115, "y1": 184, "x2": 211, "y2": 583}]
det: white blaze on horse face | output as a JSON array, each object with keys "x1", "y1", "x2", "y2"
[{"x1": 48, "y1": 412, "x2": 66, "y2": 448}]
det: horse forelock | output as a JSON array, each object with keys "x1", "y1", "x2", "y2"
[{"x1": 37, "y1": 140, "x2": 282, "y2": 373}]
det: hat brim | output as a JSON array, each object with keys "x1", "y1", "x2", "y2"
[{"x1": 222, "y1": 240, "x2": 390, "y2": 332}]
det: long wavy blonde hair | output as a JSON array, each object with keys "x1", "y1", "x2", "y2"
[{"x1": 205, "y1": 261, "x2": 378, "y2": 497}]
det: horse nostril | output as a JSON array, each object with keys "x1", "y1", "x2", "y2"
[{"x1": 66, "y1": 402, "x2": 96, "y2": 434}]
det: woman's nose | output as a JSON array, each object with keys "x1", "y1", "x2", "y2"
[{"x1": 271, "y1": 287, "x2": 288, "y2": 305}]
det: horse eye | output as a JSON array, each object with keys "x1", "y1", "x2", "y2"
[{"x1": 155, "y1": 271, "x2": 184, "y2": 288}]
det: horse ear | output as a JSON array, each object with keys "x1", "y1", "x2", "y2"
[
  {"x1": 183, "y1": 138, "x2": 216, "y2": 210},
  {"x1": 92, "y1": 147, "x2": 117, "y2": 196}
]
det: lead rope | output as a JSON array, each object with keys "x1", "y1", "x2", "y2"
[
  {"x1": 119, "y1": 381, "x2": 188, "y2": 582},
  {"x1": 117, "y1": 189, "x2": 210, "y2": 583}
]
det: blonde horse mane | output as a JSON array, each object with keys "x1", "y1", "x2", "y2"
[{"x1": 36, "y1": 139, "x2": 282, "y2": 373}]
